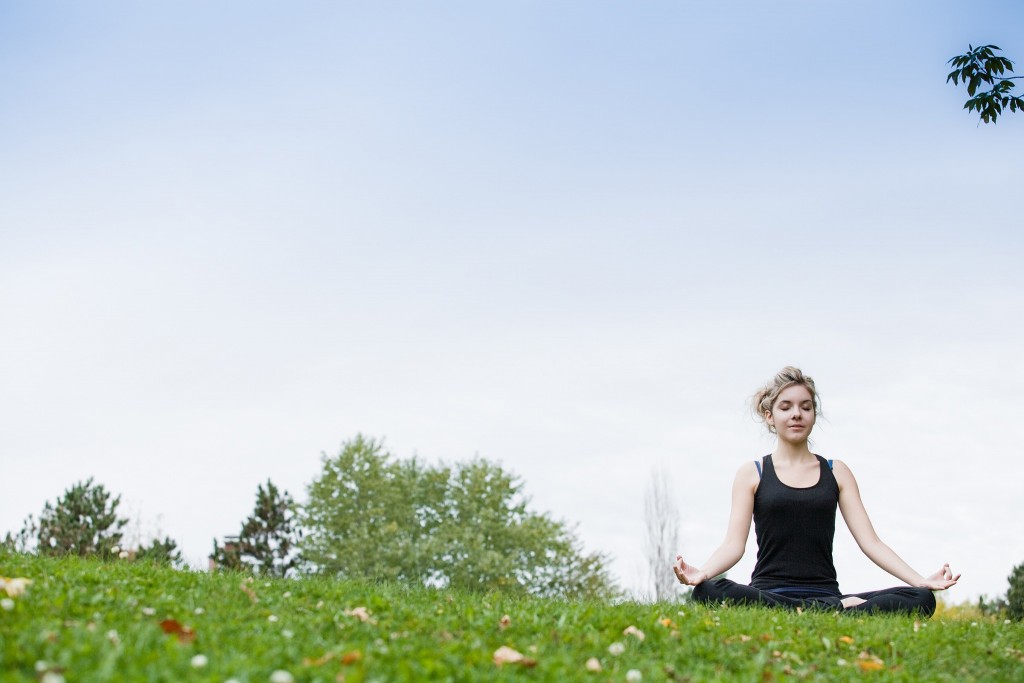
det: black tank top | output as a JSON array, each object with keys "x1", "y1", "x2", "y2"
[{"x1": 750, "y1": 454, "x2": 840, "y2": 594}]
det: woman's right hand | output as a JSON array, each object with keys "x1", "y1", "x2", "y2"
[{"x1": 673, "y1": 555, "x2": 708, "y2": 586}]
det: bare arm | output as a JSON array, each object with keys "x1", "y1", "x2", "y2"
[
  {"x1": 834, "y1": 460, "x2": 960, "y2": 591},
  {"x1": 674, "y1": 462, "x2": 758, "y2": 586}
]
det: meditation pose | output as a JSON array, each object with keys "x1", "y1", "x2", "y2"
[{"x1": 673, "y1": 367, "x2": 959, "y2": 615}]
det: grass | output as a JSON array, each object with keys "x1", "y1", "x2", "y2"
[{"x1": 2, "y1": 552, "x2": 1022, "y2": 682}]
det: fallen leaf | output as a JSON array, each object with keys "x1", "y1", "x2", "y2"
[
  {"x1": 857, "y1": 652, "x2": 885, "y2": 671},
  {"x1": 340, "y1": 651, "x2": 362, "y2": 665},
  {"x1": 838, "y1": 636, "x2": 855, "y2": 645},
  {"x1": 302, "y1": 653, "x2": 335, "y2": 667},
  {"x1": 0, "y1": 577, "x2": 33, "y2": 598},
  {"x1": 158, "y1": 619, "x2": 196, "y2": 644},
  {"x1": 623, "y1": 625, "x2": 646, "y2": 641},
  {"x1": 344, "y1": 606, "x2": 372, "y2": 623},
  {"x1": 239, "y1": 579, "x2": 258, "y2": 603},
  {"x1": 493, "y1": 646, "x2": 524, "y2": 666}
]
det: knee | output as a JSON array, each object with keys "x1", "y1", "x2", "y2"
[
  {"x1": 914, "y1": 588, "x2": 937, "y2": 617},
  {"x1": 691, "y1": 581, "x2": 712, "y2": 603}
]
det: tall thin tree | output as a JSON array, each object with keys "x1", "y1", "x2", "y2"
[{"x1": 644, "y1": 465, "x2": 680, "y2": 602}]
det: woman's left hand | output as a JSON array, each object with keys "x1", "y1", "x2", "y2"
[{"x1": 917, "y1": 563, "x2": 961, "y2": 591}]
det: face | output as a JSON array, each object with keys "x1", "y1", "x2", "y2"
[{"x1": 766, "y1": 384, "x2": 816, "y2": 443}]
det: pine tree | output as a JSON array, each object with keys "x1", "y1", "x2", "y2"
[
  {"x1": 211, "y1": 480, "x2": 301, "y2": 577},
  {"x1": 35, "y1": 478, "x2": 128, "y2": 556}
]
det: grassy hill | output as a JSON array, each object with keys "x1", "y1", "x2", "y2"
[{"x1": 2, "y1": 552, "x2": 1021, "y2": 682}]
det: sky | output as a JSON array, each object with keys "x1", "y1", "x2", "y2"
[{"x1": 2, "y1": 1, "x2": 1023, "y2": 603}]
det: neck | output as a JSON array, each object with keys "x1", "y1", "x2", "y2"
[{"x1": 772, "y1": 439, "x2": 814, "y2": 464}]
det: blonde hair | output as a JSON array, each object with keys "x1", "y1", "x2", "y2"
[{"x1": 752, "y1": 366, "x2": 821, "y2": 433}]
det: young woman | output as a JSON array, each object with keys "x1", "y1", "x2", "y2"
[{"x1": 673, "y1": 367, "x2": 959, "y2": 615}]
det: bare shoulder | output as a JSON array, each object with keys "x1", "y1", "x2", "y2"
[
  {"x1": 734, "y1": 460, "x2": 760, "y2": 490},
  {"x1": 829, "y1": 459, "x2": 859, "y2": 489}
]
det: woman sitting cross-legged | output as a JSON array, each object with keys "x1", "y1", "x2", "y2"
[{"x1": 673, "y1": 366, "x2": 959, "y2": 616}]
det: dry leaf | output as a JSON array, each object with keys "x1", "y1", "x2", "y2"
[
  {"x1": 857, "y1": 652, "x2": 885, "y2": 671},
  {"x1": 302, "y1": 653, "x2": 335, "y2": 667},
  {"x1": 344, "y1": 606, "x2": 372, "y2": 623},
  {"x1": 623, "y1": 625, "x2": 646, "y2": 641},
  {"x1": 158, "y1": 619, "x2": 196, "y2": 644},
  {"x1": 838, "y1": 636, "x2": 855, "y2": 645},
  {"x1": 499, "y1": 614, "x2": 511, "y2": 630},
  {"x1": 0, "y1": 577, "x2": 33, "y2": 598},
  {"x1": 340, "y1": 651, "x2": 362, "y2": 665},
  {"x1": 239, "y1": 579, "x2": 258, "y2": 603},
  {"x1": 493, "y1": 646, "x2": 525, "y2": 666}
]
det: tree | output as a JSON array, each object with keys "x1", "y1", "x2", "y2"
[
  {"x1": 947, "y1": 44, "x2": 1023, "y2": 124},
  {"x1": 1007, "y1": 561, "x2": 1024, "y2": 621},
  {"x1": 301, "y1": 435, "x2": 619, "y2": 599},
  {"x1": 211, "y1": 480, "x2": 302, "y2": 577},
  {"x1": 643, "y1": 465, "x2": 680, "y2": 602},
  {"x1": 35, "y1": 478, "x2": 128, "y2": 556},
  {"x1": 135, "y1": 536, "x2": 183, "y2": 567}
]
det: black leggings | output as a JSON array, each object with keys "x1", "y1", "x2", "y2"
[{"x1": 691, "y1": 578, "x2": 936, "y2": 617}]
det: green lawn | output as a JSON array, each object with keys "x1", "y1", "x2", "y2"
[{"x1": 2, "y1": 552, "x2": 1021, "y2": 682}]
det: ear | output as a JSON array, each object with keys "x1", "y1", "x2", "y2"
[{"x1": 764, "y1": 410, "x2": 773, "y2": 425}]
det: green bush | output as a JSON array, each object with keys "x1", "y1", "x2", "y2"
[{"x1": 1007, "y1": 561, "x2": 1024, "y2": 621}]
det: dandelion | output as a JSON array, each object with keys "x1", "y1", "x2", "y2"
[
  {"x1": 585, "y1": 657, "x2": 602, "y2": 672},
  {"x1": 1, "y1": 598, "x2": 14, "y2": 611},
  {"x1": 269, "y1": 670, "x2": 295, "y2": 683},
  {"x1": 608, "y1": 642, "x2": 625, "y2": 656},
  {"x1": 626, "y1": 670, "x2": 643, "y2": 682}
]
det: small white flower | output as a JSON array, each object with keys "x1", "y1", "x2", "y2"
[
  {"x1": 269, "y1": 670, "x2": 295, "y2": 683},
  {"x1": 626, "y1": 670, "x2": 643, "y2": 682},
  {"x1": 34, "y1": 661, "x2": 49, "y2": 673},
  {"x1": 111, "y1": 546, "x2": 120, "y2": 554},
  {"x1": 106, "y1": 629, "x2": 120, "y2": 645},
  {"x1": 1, "y1": 598, "x2": 14, "y2": 611},
  {"x1": 267, "y1": 614, "x2": 279, "y2": 622},
  {"x1": 283, "y1": 591, "x2": 291, "y2": 598},
  {"x1": 141, "y1": 607, "x2": 156, "y2": 616},
  {"x1": 837, "y1": 658, "x2": 848, "y2": 666},
  {"x1": 118, "y1": 551, "x2": 130, "y2": 559},
  {"x1": 191, "y1": 654, "x2": 208, "y2": 668},
  {"x1": 40, "y1": 673, "x2": 65, "y2": 683},
  {"x1": 1006, "y1": 619, "x2": 1012, "y2": 624},
  {"x1": 607, "y1": 642, "x2": 625, "y2": 656},
  {"x1": 585, "y1": 657, "x2": 602, "y2": 672},
  {"x1": 282, "y1": 629, "x2": 294, "y2": 639},
  {"x1": 194, "y1": 607, "x2": 205, "y2": 615}
]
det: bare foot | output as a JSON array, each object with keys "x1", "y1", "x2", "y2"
[{"x1": 841, "y1": 596, "x2": 866, "y2": 609}]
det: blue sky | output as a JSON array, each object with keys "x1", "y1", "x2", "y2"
[{"x1": 2, "y1": 1, "x2": 1023, "y2": 600}]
